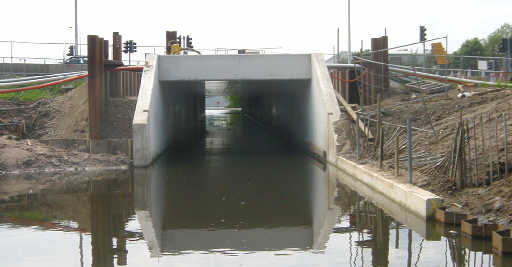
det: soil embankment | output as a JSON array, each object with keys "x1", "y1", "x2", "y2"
[{"x1": 0, "y1": 81, "x2": 131, "y2": 199}]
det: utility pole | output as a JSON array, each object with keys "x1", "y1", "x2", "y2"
[
  {"x1": 337, "y1": 28, "x2": 340, "y2": 64},
  {"x1": 347, "y1": 0, "x2": 352, "y2": 64},
  {"x1": 74, "y1": 0, "x2": 78, "y2": 56}
]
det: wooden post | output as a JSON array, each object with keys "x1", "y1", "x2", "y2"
[
  {"x1": 473, "y1": 118, "x2": 478, "y2": 185},
  {"x1": 87, "y1": 35, "x2": 104, "y2": 140},
  {"x1": 356, "y1": 113, "x2": 361, "y2": 160},
  {"x1": 407, "y1": 119, "x2": 413, "y2": 183},
  {"x1": 113, "y1": 32, "x2": 122, "y2": 61},
  {"x1": 488, "y1": 112, "x2": 493, "y2": 183},
  {"x1": 376, "y1": 93, "x2": 382, "y2": 152},
  {"x1": 466, "y1": 120, "x2": 473, "y2": 185},
  {"x1": 395, "y1": 134, "x2": 400, "y2": 176},
  {"x1": 449, "y1": 124, "x2": 461, "y2": 181},
  {"x1": 103, "y1": 40, "x2": 109, "y2": 60},
  {"x1": 364, "y1": 115, "x2": 368, "y2": 152},
  {"x1": 455, "y1": 120, "x2": 465, "y2": 190},
  {"x1": 99, "y1": 38, "x2": 105, "y2": 114},
  {"x1": 495, "y1": 113, "x2": 501, "y2": 178},
  {"x1": 480, "y1": 114, "x2": 486, "y2": 154},
  {"x1": 111, "y1": 32, "x2": 122, "y2": 98},
  {"x1": 504, "y1": 113, "x2": 509, "y2": 178},
  {"x1": 379, "y1": 127, "x2": 384, "y2": 169}
]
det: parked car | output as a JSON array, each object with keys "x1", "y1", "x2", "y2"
[{"x1": 64, "y1": 56, "x2": 88, "y2": 64}]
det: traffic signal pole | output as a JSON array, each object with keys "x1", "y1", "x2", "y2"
[
  {"x1": 507, "y1": 38, "x2": 511, "y2": 74},
  {"x1": 423, "y1": 41, "x2": 426, "y2": 71}
]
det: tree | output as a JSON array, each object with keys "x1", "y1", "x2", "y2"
[
  {"x1": 484, "y1": 23, "x2": 512, "y2": 56},
  {"x1": 454, "y1": 38, "x2": 485, "y2": 69}
]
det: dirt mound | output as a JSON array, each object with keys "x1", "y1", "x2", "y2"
[
  {"x1": 37, "y1": 81, "x2": 89, "y2": 139},
  {"x1": 1, "y1": 81, "x2": 90, "y2": 139}
]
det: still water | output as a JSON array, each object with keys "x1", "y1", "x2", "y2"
[{"x1": 0, "y1": 110, "x2": 511, "y2": 266}]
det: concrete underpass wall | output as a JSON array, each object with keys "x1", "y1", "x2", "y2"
[
  {"x1": 240, "y1": 80, "x2": 309, "y2": 148},
  {"x1": 134, "y1": 53, "x2": 338, "y2": 166},
  {"x1": 133, "y1": 54, "x2": 205, "y2": 167},
  {"x1": 309, "y1": 54, "x2": 341, "y2": 163},
  {"x1": 240, "y1": 54, "x2": 340, "y2": 163}
]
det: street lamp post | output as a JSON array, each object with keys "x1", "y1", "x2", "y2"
[
  {"x1": 347, "y1": 0, "x2": 352, "y2": 64},
  {"x1": 74, "y1": 0, "x2": 78, "y2": 55}
]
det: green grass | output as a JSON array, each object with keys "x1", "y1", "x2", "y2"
[
  {"x1": 0, "y1": 79, "x2": 85, "y2": 102},
  {"x1": 7, "y1": 211, "x2": 53, "y2": 222}
]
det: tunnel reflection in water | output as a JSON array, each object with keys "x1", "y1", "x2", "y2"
[{"x1": 134, "y1": 110, "x2": 339, "y2": 255}]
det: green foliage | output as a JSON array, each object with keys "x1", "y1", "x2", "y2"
[
  {"x1": 0, "y1": 79, "x2": 84, "y2": 102},
  {"x1": 484, "y1": 23, "x2": 512, "y2": 56},
  {"x1": 454, "y1": 38, "x2": 485, "y2": 69},
  {"x1": 224, "y1": 81, "x2": 241, "y2": 108},
  {"x1": 226, "y1": 95, "x2": 240, "y2": 108}
]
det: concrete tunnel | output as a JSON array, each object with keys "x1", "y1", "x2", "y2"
[{"x1": 133, "y1": 54, "x2": 341, "y2": 167}]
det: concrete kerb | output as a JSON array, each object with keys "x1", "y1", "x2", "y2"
[{"x1": 333, "y1": 155, "x2": 442, "y2": 220}]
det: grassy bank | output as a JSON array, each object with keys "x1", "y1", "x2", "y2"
[{"x1": 0, "y1": 79, "x2": 85, "y2": 102}]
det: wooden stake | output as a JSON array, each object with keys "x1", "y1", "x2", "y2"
[
  {"x1": 504, "y1": 113, "x2": 509, "y2": 178},
  {"x1": 472, "y1": 118, "x2": 478, "y2": 186},
  {"x1": 495, "y1": 113, "x2": 501, "y2": 179},
  {"x1": 480, "y1": 114, "x2": 485, "y2": 154},
  {"x1": 454, "y1": 122, "x2": 463, "y2": 189},
  {"x1": 449, "y1": 124, "x2": 461, "y2": 180},
  {"x1": 395, "y1": 134, "x2": 400, "y2": 177},
  {"x1": 379, "y1": 126, "x2": 384, "y2": 169},
  {"x1": 488, "y1": 112, "x2": 493, "y2": 183},
  {"x1": 376, "y1": 93, "x2": 382, "y2": 153},
  {"x1": 466, "y1": 120, "x2": 473, "y2": 186}
]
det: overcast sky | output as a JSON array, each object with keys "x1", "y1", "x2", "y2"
[{"x1": 1, "y1": 0, "x2": 511, "y2": 63}]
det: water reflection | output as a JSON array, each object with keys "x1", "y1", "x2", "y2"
[
  {"x1": 133, "y1": 112, "x2": 339, "y2": 255},
  {"x1": 89, "y1": 177, "x2": 134, "y2": 267},
  {"x1": 0, "y1": 110, "x2": 511, "y2": 266}
]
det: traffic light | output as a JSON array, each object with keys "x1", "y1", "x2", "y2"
[
  {"x1": 67, "y1": 45, "x2": 74, "y2": 56},
  {"x1": 186, "y1": 35, "x2": 193, "y2": 49},
  {"x1": 498, "y1": 38, "x2": 507, "y2": 53},
  {"x1": 123, "y1": 41, "x2": 130, "y2": 54},
  {"x1": 131, "y1": 41, "x2": 137, "y2": 53},
  {"x1": 177, "y1": 35, "x2": 182, "y2": 47},
  {"x1": 419, "y1": 26, "x2": 427, "y2": 42},
  {"x1": 123, "y1": 40, "x2": 137, "y2": 53}
]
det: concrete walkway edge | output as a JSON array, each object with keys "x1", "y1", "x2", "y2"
[{"x1": 333, "y1": 156, "x2": 442, "y2": 220}]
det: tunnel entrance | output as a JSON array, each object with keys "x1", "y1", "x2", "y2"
[{"x1": 133, "y1": 54, "x2": 340, "y2": 167}]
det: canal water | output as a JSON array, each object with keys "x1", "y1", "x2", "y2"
[{"x1": 0, "y1": 110, "x2": 511, "y2": 266}]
